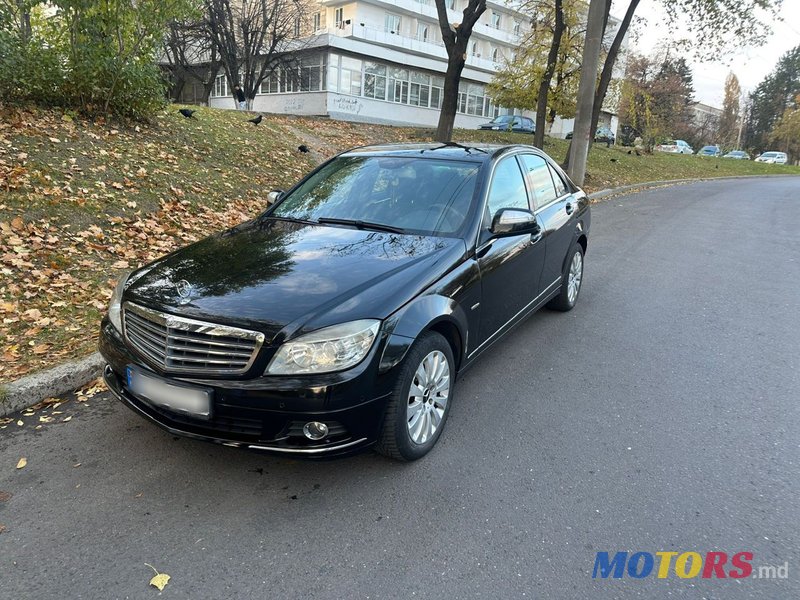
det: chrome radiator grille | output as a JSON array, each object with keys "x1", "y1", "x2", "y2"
[{"x1": 122, "y1": 302, "x2": 264, "y2": 375}]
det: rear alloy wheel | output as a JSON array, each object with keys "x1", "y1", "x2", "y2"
[
  {"x1": 547, "y1": 242, "x2": 584, "y2": 312},
  {"x1": 376, "y1": 331, "x2": 455, "y2": 461}
]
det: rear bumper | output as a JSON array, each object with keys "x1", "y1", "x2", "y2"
[{"x1": 100, "y1": 319, "x2": 393, "y2": 458}]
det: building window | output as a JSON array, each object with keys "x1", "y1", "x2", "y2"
[
  {"x1": 513, "y1": 20, "x2": 520, "y2": 35},
  {"x1": 492, "y1": 48, "x2": 499, "y2": 62},
  {"x1": 212, "y1": 74, "x2": 228, "y2": 97},
  {"x1": 312, "y1": 12, "x2": 321, "y2": 31},
  {"x1": 325, "y1": 54, "x2": 493, "y2": 117},
  {"x1": 293, "y1": 17, "x2": 300, "y2": 37},
  {"x1": 448, "y1": 0, "x2": 456, "y2": 9},
  {"x1": 364, "y1": 62, "x2": 387, "y2": 100},
  {"x1": 340, "y1": 55, "x2": 363, "y2": 96},
  {"x1": 470, "y1": 41, "x2": 479, "y2": 57},
  {"x1": 259, "y1": 55, "x2": 325, "y2": 94},
  {"x1": 491, "y1": 12, "x2": 501, "y2": 29},
  {"x1": 385, "y1": 13, "x2": 401, "y2": 34},
  {"x1": 416, "y1": 22, "x2": 430, "y2": 42},
  {"x1": 260, "y1": 69, "x2": 279, "y2": 94},
  {"x1": 334, "y1": 8, "x2": 344, "y2": 27},
  {"x1": 300, "y1": 55, "x2": 324, "y2": 91}
]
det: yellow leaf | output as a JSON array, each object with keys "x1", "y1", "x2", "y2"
[
  {"x1": 145, "y1": 564, "x2": 170, "y2": 591},
  {"x1": 16, "y1": 457, "x2": 27, "y2": 469}
]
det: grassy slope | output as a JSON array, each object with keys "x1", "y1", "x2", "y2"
[{"x1": 1, "y1": 104, "x2": 798, "y2": 382}]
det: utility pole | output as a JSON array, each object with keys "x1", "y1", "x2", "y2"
[{"x1": 567, "y1": 0, "x2": 608, "y2": 186}]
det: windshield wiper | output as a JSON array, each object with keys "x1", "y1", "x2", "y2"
[
  {"x1": 422, "y1": 141, "x2": 487, "y2": 154},
  {"x1": 263, "y1": 215, "x2": 318, "y2": 225},
  {"x1": 316, "y1": 217, "x2": 406, "y2": 234}
]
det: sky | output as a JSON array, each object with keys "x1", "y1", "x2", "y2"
[{"x1": 624, "y1": 0, "x2": 800, "y2": 107}]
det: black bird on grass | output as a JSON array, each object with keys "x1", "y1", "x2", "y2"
[
  {"x1": 298, "y1": 144, "x2": 310, "y2": 153},
  {"x1": 179, "y1": 108, "x2": 196, "y2": 119},
  {"x1": 248, "y1": 114, "x2": 263, "y2": 125}
]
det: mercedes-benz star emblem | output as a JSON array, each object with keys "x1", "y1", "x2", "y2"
[{"x1": 175, "y1": 280, "x2": 193, "y2": 303}]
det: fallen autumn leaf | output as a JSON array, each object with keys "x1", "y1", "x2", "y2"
[{"x1": 145, "y1": 564, "x2": 171, "y2": 591}]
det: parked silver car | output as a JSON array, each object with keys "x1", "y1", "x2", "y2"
[
  {"x1": 655, "y1": 140, "x2": 693, "y2": 155},
  {"x1": 755, "y1": 151, "x2": 788, "y2": 164}
]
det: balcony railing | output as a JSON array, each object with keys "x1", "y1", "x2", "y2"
[{"x1": 325, "y1": 23, "x2": 501, "y2": 71}]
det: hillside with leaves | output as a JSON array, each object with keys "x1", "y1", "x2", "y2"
[{"x1": 1, "y1": 104, "x2": 798, "y2": 383}]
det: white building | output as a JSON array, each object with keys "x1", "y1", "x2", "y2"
[{"x1": 204, "y1": 0, "x2": 624, "y2": 135}]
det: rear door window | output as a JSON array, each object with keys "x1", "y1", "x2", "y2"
[
  {"x1": 518, "y1": 154, "x2": 558, "y2": 209},
  {"x1": 548, "y1": 165, "x2": 568, "y2": 197}
]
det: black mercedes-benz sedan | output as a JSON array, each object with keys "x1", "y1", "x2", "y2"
[{"x1": 100, "y1": 143, "x2": 590, "y2": 461}]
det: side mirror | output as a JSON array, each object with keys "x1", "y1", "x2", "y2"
[
  {"x1": 266, "y1": 190, "x2": 284, "y2": 206},
  {"x1": 490, "y1": 208, "x2": 539, "y2": 237}
]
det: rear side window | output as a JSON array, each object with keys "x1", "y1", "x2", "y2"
[
  {"x1": 548, "y1": 165, "x2": 568, "y2": 197},
  {"x1": 485, "y1": 157, "x2": 529, "y2": 221},
  {"x1": 518, "y1": 154, "x2": 557, "y2": 208}
]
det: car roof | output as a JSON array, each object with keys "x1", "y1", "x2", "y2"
[{"x1": 339, "y1": 142, "x2": 546, "y2": 163}]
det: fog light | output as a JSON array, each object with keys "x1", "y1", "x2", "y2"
[{"x1": 303, "y1": 421, "x2": 329, "y2": 441}]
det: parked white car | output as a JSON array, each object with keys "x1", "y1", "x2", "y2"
[
  {"x1": 655, "y1": 140, "x2": 694, "y2": 154},
  {"x1": 755, "y1": 151, "x2": 788, "y2": 164}
]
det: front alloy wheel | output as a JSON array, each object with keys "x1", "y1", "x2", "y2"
[
  {"x1": 406, "y1": 350, "x2": 450, "y2": 445},
  {"x1": 376, "y1": 331, "x2": 455, "y2": 461}
]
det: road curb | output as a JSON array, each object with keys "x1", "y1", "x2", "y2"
[
  {"x1": 1, "y1": 174, "x2": 796, "y2": 417},
  {"x1": 0, "y1": 352, "x2": 104, "y2": 417},
  {"x1": 587, "y1": 173, "x2": 798, "y2": 201}
]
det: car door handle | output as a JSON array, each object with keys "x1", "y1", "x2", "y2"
[
  {"x1": 529, "y1": 231, "x2": 543, "y2": 245},
  {"x1": 565, "y1": 202, "x2": 574, "y2": 215}
]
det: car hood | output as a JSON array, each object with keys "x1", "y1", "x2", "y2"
[{"x1": 123, "y1": 219, "x2": 465, "y2": 343}]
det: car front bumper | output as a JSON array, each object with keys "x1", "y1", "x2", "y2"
[{"x1": 99, "y1": 319, "x2": 393, "y2": 458}]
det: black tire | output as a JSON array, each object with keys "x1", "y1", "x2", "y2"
[
  {"x1": 547, "y1": 241, "x2": 584, "y2": 312},
  {"x1": 375, "y1": 331, "x2": 455, "y2": 461}
]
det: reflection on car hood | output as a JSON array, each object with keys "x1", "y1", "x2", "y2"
[{"x1": 123, "y1": 219, "x2": 465, "y2": 343}]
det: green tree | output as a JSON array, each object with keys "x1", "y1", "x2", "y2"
[
  {"x1": 746, "y1": 45, "x2": 800, "y2": 153},
  {"x1": 0, "y1": 0, "x2": 194, "y2": 118},
  {"x1": 718, "y1": 72, "x2": 741, "y2": 149},
  {"x1": 488, "y1": 0, "x2": 584, "y2": 148},
  {"x1": 767, "y1": 100, "x2": 800, "y2": 162},
  {"x1": 582, "y1": 0, "x2": 782, "y2": 159},
  {"x1": 619, "y1": 52, "x2": 695, "y2": 151}
]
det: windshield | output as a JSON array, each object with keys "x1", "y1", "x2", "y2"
[
  {"x1": 761, "y1": 152, "x2": 777, "y2": 157},
  {"x1": 701, "y1": 146, "x2": 716, "y2": 152},
  {"x1": 269, "y1": 156, "x2": 480, "y2": 236},
  {"x1": 491, "y1": 116, "x2": 514, "y2": 124}
]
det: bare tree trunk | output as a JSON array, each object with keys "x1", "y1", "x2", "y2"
[
  {"x1": 16, "y1": 1, "x2": 32, "y2": 43},
  {"x1": 433, "y1": 0, "x2": 486, "y2": 142},
  {"x1": 534, "y1": 0, "x2": 564, "y2": 150},
  {"x1": 589, "y1": 0, "x2": 640, "y2": 139},
  {"x1": 567, "y1": 0, "x2": 608, "y2": 186},
  {"x1": 437, "y1": 54, "x2": 465, "y2": 142}
]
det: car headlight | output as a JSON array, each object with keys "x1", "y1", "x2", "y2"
[
  {"x1": 266, "y1": 319, "x2": 380, "y2": 375},
  {"x1": 107, "y1": 271, "x2": 131, "y2": 332}
]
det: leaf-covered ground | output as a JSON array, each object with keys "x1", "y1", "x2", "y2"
[{"x1": 1, "y1": 104, "x2": 798, "y2": 383}]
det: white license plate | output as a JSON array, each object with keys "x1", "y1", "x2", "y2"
[{"x1": 126, "y1": 366, "x2": 211, "y2": 419}]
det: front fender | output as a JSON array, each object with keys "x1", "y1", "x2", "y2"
[{"x1": 378, "y1": 294, "x2": 469, "y2": 373}]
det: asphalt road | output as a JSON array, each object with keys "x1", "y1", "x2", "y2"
[{"x1": 2, "y1": 176, "x2": 799, "y2": 599}]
